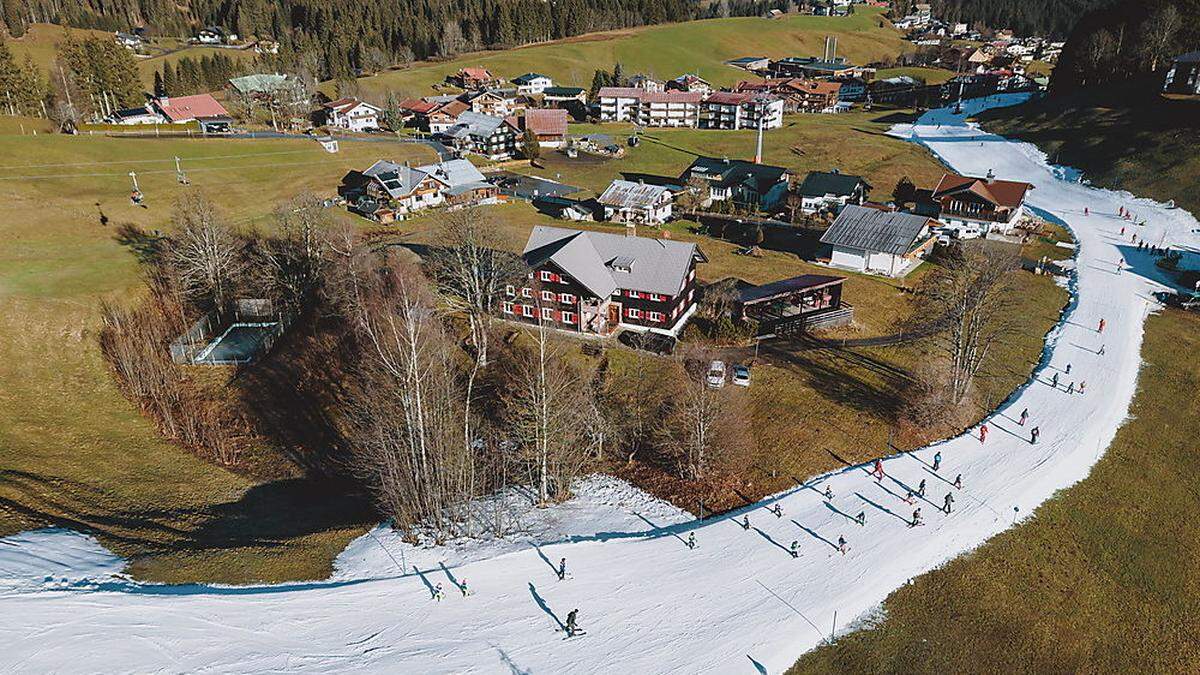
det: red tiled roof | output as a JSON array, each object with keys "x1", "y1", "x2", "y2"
[
  {"x1": 798, "y1": 80, "x2": 842, "y2": 95},
  {"x1": 932, "y1": 172, "x2": 1033, "y2": 208},
  {"x1": 460, "y1": 67, "x2": 492, "y2": 80},
  {"x1": 398, "y1": 98, "x2": 438, "y2": 114},
  {"x1": 432, "y1": 100, "x2": 470, "y2": 117},
  {"x1": 156, "y1": 94, "x2": 229, "y2": 122},
  {"x1": 523, "y1": 108, "x2": 568, "y2": 136}
]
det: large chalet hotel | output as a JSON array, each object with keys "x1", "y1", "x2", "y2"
[{"x1": 505, "y1": 226, "x2": 706, "y2": 337}]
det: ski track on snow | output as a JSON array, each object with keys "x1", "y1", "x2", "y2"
[{"x1": 2, "y1": 94, "x2": 1198, "y2": 674}]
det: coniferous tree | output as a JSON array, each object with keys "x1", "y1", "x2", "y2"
[{"x1": 161, "y1": 62, "x2": 176, "y2": 97}]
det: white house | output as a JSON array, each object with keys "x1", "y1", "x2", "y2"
[
  {"x1": 927, "y1": 171, "x2": 1033, "y2": 235},
  {"x1": 795, "y1": 170, "x2": 872, "y2": 214},
  {"x1": 597, "y1": 180, "x2": 674, "y2": 225},
  {"x1": 820, "y1": 205, "x2": 936, "y2": 278},
  {"x1": 322, "y1": 97, "x2": 383, "y2": 131},
  {"x1": 512, "y1": 73, "x2": 554, "y2": 96}
]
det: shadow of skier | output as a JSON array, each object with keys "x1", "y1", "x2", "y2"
[{"x1": 528, "y1": 582, "x2": 565, "y2": 631}]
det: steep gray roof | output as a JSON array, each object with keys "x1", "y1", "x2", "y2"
[
  {"x1": 522, "y1": 226, "x2": 703, "y2": 297},
  {"x1": 597, "y1": 180, "x2": 671, "y2": 209},
  {"x1": 820, "y1": 205, "x2": 932, "y2": 255},
  {"x1": 445, "y1": 111, "x2": 509, "y2": 140},
  {"x1": 416, "y1": 158, "x2": 487, "y2": 192},
  {"x1": 363, "y1": 160, "x2": 437, "y2": 198}
]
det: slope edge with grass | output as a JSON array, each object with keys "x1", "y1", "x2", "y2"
[{"x1": 789, "y1": 307, "x2": 1200, "y2": 673}]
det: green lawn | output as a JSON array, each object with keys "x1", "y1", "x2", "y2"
[
  {"x1": 340, "y1": 9, "x2": 906, "y2": 100},
  {"x1": 874, "y1": 66, "x2": 957, "y2": 85},
  {"x1": 0, "y1": 129, "x2": 434, "y2": 583},
  {"x1": 790, "y1": 307, "x2": 1200, "y2": 673}
]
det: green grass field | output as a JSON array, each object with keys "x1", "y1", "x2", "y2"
[
  {"x1": 0, "y1": 125, "x2": 434, "y2": 583},
  {"x1": 341, "y1": 8, "x2": 906, "y2": 100},
  {"x1": 790, "y1": 307, "x2": 1200, "y2": 673}
]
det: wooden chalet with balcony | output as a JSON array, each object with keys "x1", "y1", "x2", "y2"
[{"x1": 504, "y1": 226, "x2": 706, "y2": 337}]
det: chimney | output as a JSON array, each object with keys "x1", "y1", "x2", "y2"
[{"x1": 625, "y1": 221, "x2": 636, "y2": 238}]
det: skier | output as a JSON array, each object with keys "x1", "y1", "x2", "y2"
[
  {"x1": 856, "y1": 511, "x2": 866, "y2": 526},
  {"x1": 932, "y1": 451, "x2": 942, "y2": 472},
  {"x1": 741, "y1": 515, "x2": 751, "y2": 530},
  {"x1": 873, "y1": 458, "x2": 885, "y2": 482},
  {"x1": 1065, "y1": 363, "x2": 1071, "y2": 375},
  {"x1": 565, "y1": 609, "x2": 580, "y2": 637},
  {"x1": 953, "y1": 474, "x2": 963, "y2": 490},
  {"x1": 1098, "y1": 318, "x2": 1106, "y2": 333},
  {"x1": 460, "y1": 579, "x2": 470, "y2": 597},
  {"x1": 903, "y1": 490, "x2": 916, "y2": 505},
  {"x1": 979, "y1": 424, "x2": 988, "y2": 444},
  {"x1": 687, "y1": 532, "x2": 697, "y2": 550},
  {"x1": 1117, "y1": 259, "x2": 1124, "y2": 275},
  {"x1": 772, "y1": 504, "x2": 783, "y2": 518},
  {"x1": 824, "y1": 485, "x2": 834, "y2": 501},
  {"x1": 1051, "y1": 372, "x2": 1059, "y2": 389},
  {"x1": 1030, "y1": 426, "x2": 1040, "y2": 444},
  {"x1": 434, "y1": 582, "x2": 445, "y2": 602},
  {"x1": 1084, "y1": 206, "x2": 1088, "y2": 216},
  {"x1": 1079, "y1": 381, "x2": 1087, "y2": 394},
  {"x1": 1067, "y1": 381, "x2": 1075, "y2": 395},
  {"x1": 1099, "y1": 344, "x2": 1106, "y2": 356},
  {"x1": 943, "y1": 492, "x2": 955, "y2": 514},
  {"x1": 558, "y1": 557, "x2": 568, "y2": 581},
  {"x1": 1119, "y1": 225, "x2": 1125, "y2": 235},
  {"x1": 917, "y1": 478, "x2": 927, "y2": 498},
  {"x1": 1019, "y1": 408, "x2": 1029, "y2": 426},
  {"x1": 837, "y1": 536, "x2": 848, "y2": 556},
  {"x1": 910, "y1": 508, "x2": 922, "y2": 528},
  {"x1": 789, "y1": 541, "x2": 800, "y2": 559}
]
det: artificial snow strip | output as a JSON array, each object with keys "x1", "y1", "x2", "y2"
[{"x1": 2, "y1": 95, "x2": 1198, "y2": 674}]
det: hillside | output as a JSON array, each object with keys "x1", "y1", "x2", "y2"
[
  {"x1": 341, "y1": 9, "x2": 905, "y2": 99},
  {"x1": 976, "y1": 81, "x2": 1200, "y2": 215}
]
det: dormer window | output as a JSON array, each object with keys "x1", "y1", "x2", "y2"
[{"x1": 609, "y1": 255, "x2": 636, "y2": 274}]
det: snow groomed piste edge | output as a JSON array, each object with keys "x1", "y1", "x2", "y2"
[{"x1": 2, "y1": 93, "x2": 1198, "y2": 674}]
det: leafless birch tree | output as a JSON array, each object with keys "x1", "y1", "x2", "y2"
[
  {"x1": 917, "y1": 243, "x2": 1022, "y2": 406},
  {"x1": 164, "y1": 193, "x2": 245, "y2": 311}
]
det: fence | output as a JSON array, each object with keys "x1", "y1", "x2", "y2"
[{"x1": 168, "y1": 298, "x2": 294, "y2": 366}]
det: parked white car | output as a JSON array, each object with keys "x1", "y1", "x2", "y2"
[
  {"x1": 706, "y1": 360, "x2": 726, "y2": 388},
  {"x1": 731, "y1": 364, "x2": 751, "y2": 387}
]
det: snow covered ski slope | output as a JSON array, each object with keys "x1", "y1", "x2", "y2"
[{"x1": 2, "y1": 95, "x2": 1198, "y2": 674}]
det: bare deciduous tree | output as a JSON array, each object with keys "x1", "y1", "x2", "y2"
[
  {"x1": 259, "y1": 192, "x2": 336, "y2": 310},
  {"x1": 164, "y1": 193, "x2": 245, "y2": 311},
  {"x1": 505, "y1": 314, "x2": 595, "y2": 505},
  {"x1": 344, "y1": 262, "x2": 476, "y2": 535},
  {"x1": 1137, "y1": 5, "x2": 1182, "y2": 72},
  {"x1": 916, "y1": 242, "x2": 1022, "y2": 406}
]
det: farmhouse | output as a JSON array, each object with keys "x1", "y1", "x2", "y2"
[
  {"x1": 795, "y1": 170, "x2": 871, "y2": 213},
  {"x1": 520, "y1": 108, "x2": 569, "y2": 147},
  {"x1": 427, "y1": 99, "x2": 471, "y2": 133},
  {"x1": 668, "y1": 73, "x2": 713, "y2": 95},
  {"x1": 467, "y1": 89, "x2": 521, "y2": 117},
  {"x1": 104, "y1": 105, "x2": 165, "y2": 125},
  {"x1": 792, "y1": 80, "x2": 843, "y2": 111},
  {"x1": 927, "y1": 170, "x2": 1033, "y2": 234},
  {"x1": 597, "y1": 180, "x2": 674, "y2": 225},
  {"x1": 441, "y1": 111, "x2": 520, "y2": 159},
  {"x1": 820, "y1": 205, "x2": 937, "y2": 277},
  {"x1": 197, "y1": 26, "x2": 236, "y2": 44},
  {"x1": 322, "y1": 97, "x2": 382, "y2": 131},
  {"x1": 455, "y1": 67, "x2": 498, "y2": 90},
  {"x1": 151, "y1": 94, "x2": 232, "y2": 132},
  {"x1": 1163, "y1": 51, "x2": 1200, "y2": 96},
  {"x1": 346, "y1": 158, "x2": 498, "y2": 217},
  {"x1": 115, "y1": 31, "x2": 143, "y2": 49},
  {"x1": 512, "y1": 73, "x2": 554, "y2": 95},
  {"x1": 733, "y1": 78, "x2": 809, "y2": 112},
  {"x1": 699, "y1": 91, "x2": 784, "y2": 130},
  {"x1": 597, "y1": 87, "x2": 702, "y2": 127},
  {"x1": 508, "y1": 226, "x2": 706, "y2": 337},
  {"x1": 680, "y1": 157, "x2": 791, "y2": 210}
]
